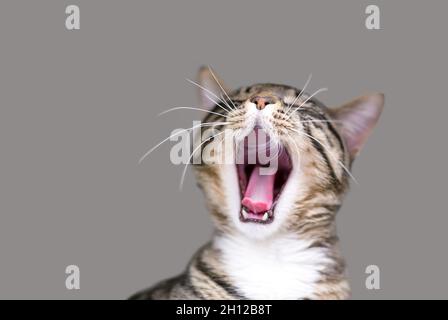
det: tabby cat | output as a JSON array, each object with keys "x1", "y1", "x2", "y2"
[{"x1": 130, "y1": 67, "x2": 384, "y2": 300}]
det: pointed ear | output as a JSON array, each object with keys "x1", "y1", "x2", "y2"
[
  {"x1": 197, "y1": 66, "x2": 231, "y2": 109},
  {"x1": 330, "y1": 93, "x2": 384, "y2": 159}
]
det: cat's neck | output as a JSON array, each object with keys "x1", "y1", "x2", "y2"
[{"x1": 212, "y1": 231, "x2": 340, "y2": 299}]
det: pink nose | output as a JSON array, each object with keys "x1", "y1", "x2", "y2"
[{"x1": 250, "y1": 96, "x2": 276, "y2": 110}]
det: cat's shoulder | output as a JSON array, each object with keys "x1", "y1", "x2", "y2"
[{"x1": 128, "y1": 274, "x2": 184, "y2": 300}]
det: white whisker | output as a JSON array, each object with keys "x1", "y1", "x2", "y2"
[
  {"x1": 285, "y1": 73, "x2": 312, "y2": 115},
  {"x1": 285, "y1": 131, "x2": 302, "y2": 157},
  {"x1": 186, "y1": 78, "x2": 233, "y2": 112},
  {"x1": 266, "y1": 143, "x2": 283, "y2": 162},
  {"x1": 138, "y1": 121, "x2": 229, "y2": 164},
  {"x1": 300, "y1": 119, "x2": 343, "y2": 124},
  {"x1": 158, "y1": 107, "x2": 225, "y2": 118},
  {"x1": 286, "y1": 87, "x2": 328, "y2": 120},
  {"x1": 179, "y1": 130, "x2": 226, "y2": 190},
  {"x1": 203, "y1": 92, "x2": 233, "y2": 114},
  {"x1": 290, "y1": 128, "x2": 358, "y2": 184},
  {"x1": 208, "y1": 66, "x2": 237, "y2": 111},
  {"x1": 285, "y1": 131, "x2": 304, "y2": 170}
]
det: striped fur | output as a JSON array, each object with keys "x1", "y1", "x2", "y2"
[{"x1": 131, "y1": 70, "x2": 383, "y2": 300}]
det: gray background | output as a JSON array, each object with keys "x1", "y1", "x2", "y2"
[{"x1": 0, "y1": 0, "x2": 446, "y2": 299}]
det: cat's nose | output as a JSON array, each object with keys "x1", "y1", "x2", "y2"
[{"x1": 250, "y1": 95, "x2": 277, "y2": 110}]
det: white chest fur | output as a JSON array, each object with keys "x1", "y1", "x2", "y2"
[{"x1": 214, "y1": 234, "x2": 331, "y2": 300}]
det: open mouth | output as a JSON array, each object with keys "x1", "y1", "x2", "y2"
[{"x1": 236, "y1": 129, "x2": 293, "y2": 224}]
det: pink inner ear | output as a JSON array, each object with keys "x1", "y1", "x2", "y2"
[{"x1": 335, "y1": 94, "x2": 384, "y2": 158}]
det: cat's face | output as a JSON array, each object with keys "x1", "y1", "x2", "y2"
[{"x1": 193, "y1": 67, "x2": 384, "y2": 239}]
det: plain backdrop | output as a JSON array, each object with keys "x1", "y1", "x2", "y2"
[{"x1": 0, "y1": 0, "x2": 447, "y2": 299}]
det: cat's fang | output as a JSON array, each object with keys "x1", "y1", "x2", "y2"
[
  {"x1": 242, "y1": 208, "x2": 249, "y2": 219},
  {"x1": 262, "y1": 212, "x2": 269, "y2": 221}
]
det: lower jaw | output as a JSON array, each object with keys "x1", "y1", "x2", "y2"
[
  {"x1": 238, "y1": 166, "x2": 291, "y2": 225},
  {"x1": 239, "y1": 206, "x2": 275, "y2": 224},
  {"x1": 236, "y1": 164, "x2": 290, "y2": 225}
]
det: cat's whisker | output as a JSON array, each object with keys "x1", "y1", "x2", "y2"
[
  {"x1": 138, "y1": 121, "x2": 230, "y2": 164},
  {"x1": 299, "y1": 119, "x2": 344, "y2": 124},
  {"x1": 207, "y1": 66, "x2": 237, "y2": 111},
  {"x1": 289, "y1": 128, "x2": 358, "y2": 184},
  {"x1": 158, "y1": 106, "x2": 225, "y2": 118},
  {"x1": 186, "y1": 78, "x2": 233, "y2": 112},
  {"x1": 179, "y1": 130, "x2": 226, "y2": 190},
  {"x1": 286, "y1": 87, "x2": 328, "y2": 120},
  {"x1": 219, "y1": 93, "x2": 228, "y2": 108},
  {"x1": 300, "y1": 120, "x2": 343, "y2": 123},
  {"x1": 265, "y1": 144, "x2": 283, "y2": 163},
  {"x1": 220, "y1": 92, "x2": 236, "y2": 113},
  {"x1": 203, "y1": 92, "x2": 233, "y2": 114},
  {"x1": 285, "y1": 73, "x2": 312, "y2": 115},
  {"x1": 285, "y1": 131, "x2": 303, "y2": 165},
  {"x1": 204, "y1": 92, "x2": 235, "y2": 114}
]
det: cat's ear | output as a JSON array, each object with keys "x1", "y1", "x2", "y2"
[
  {"x1": 197, "y1": 66, "x2": 231, "y2": 109},
  {"x1": 330, "y1": 93, "x2": 384, "y2": 159}
]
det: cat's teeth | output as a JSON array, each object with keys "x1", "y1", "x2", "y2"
[
  {"x1": 242, "y1": 208, "x2": 249, "y2": 219},
  {"x1": 262, "y1": 212, "x2": 269, "y2": 221}
]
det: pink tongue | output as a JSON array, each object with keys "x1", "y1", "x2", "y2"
[{"x1": 241, "y1": 166, "x2": 275, "y2": 214}]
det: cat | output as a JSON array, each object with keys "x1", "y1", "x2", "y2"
[{"x1": 130, "y1": 67, "x2": 384, "y2": 300}]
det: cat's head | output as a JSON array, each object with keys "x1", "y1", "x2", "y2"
[{"x1": 193, "y1": 67, "x2": 384, "y2": 239}]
